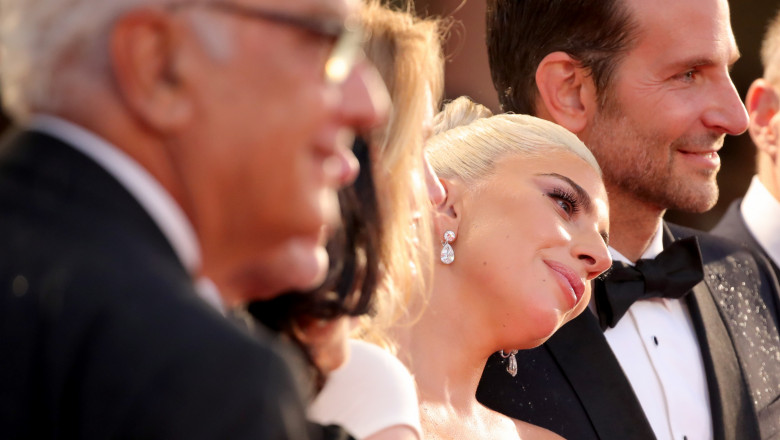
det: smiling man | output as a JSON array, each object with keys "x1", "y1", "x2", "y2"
[
  {"x1": 477, "y1": 0, "x2": 780, "y2": 438},
  {"x1": 0, "y1": 0, "x2": 386, "y2": 437}
]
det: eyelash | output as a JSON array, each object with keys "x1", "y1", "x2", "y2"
[
  {"x1": 547, "y1": 187, "x2": 581, "y2": 217},
  {"x1": 676, "y1": 69, "x2": 699, "y2": 83}
]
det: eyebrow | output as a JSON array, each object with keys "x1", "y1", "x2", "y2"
[
  {"x1": 537, "y1": 172, "x2": 591, "y2": 211},
  {"x1": 672, "y1": 48, "x2": 742, "y2": 72},
  {"x1": 537, "y1": 172, "x2": 610, "y2": 246}
]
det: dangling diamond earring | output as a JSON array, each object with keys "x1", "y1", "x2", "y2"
[
  {"x1": 440, "y1": 230, "x2": 456, "y2": 264},
  {"x1": 500, "y1": 349, "x2": 519, "y2": 377}
]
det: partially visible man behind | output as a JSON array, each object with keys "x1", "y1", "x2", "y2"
[
  {"x1": 0, "y1": 0, "x2": 386, "y2": 438},
  {"x1": 477, "y1": 0, "x2": 780, "y2": 438},
  {"x1": 712, "y1": 8, "x2": 780, "y2": 286}
]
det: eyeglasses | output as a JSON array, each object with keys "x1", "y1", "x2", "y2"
[{"x1": 169, "y1": 1, "x2": 365, "y2": 84}]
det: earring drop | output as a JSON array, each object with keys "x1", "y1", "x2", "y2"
[
  {"x1": 440, "y1": 230, "x2": 455, "y2": 264},
  {"x1": 500, "y1": 349, "x2": 519, "y2": 377}
]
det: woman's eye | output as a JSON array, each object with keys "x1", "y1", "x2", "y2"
[
  {"x1": 555, "y1": 197, "x2": 573, "y2": 215},
  {"x1": 547, "y1": 188, "x2": 580, "y2": 218}
]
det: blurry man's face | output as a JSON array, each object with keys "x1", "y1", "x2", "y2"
[
  {"x1": 581, "y1": 0, "x2": 748, "y2": 213},
  {"x1": 177, "y1": 0, "x2": 387, "y2": 300}
]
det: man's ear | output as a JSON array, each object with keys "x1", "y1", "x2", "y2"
[
  {"x1": 432, "y1": 177, "x2": 464, "y2": 242},
  {"x1": 746, "y1": 78, "x2": 780, "y2": 158},
  {"x1": 534, "y1": 51, "x2": 597, "y2": 134},
  {"x1": 110, "y1": 9, "x2": 194, "y2": 132}
]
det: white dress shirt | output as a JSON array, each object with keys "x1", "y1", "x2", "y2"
[
  {"x1": 28, "y1": 115, "x2": 224, "y2": 312},
  {"x1": 741, "y1": 175, "x2": 780, "y2": 267},
  {"x1": 600, "y1": 226, "x2": 712, "y2": 440}
]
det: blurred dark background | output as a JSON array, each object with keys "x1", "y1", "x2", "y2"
[{"x1": 0, "y1": 0, "x2": 776, "y2": 231}]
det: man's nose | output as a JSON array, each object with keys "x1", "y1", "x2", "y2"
[
  {"x1": 704, "y1": 74, "x2": 749, "y2": 136},
  {"x1": 337, "y1": 59, "x2": 390, "y2": 134}
]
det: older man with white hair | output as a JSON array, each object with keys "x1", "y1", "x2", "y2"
[{"x1": 0, "y1": 0, "x2": 387, "y2": 438}]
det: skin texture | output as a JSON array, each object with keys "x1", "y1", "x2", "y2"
[
  {"x1": 294, "y1": 316, "x2": 355, "y2": 374},
  {"x1": 236, "y1": 234, "x2": 331, "y2": 304},
  {"x1": 104, "y1": 0, "x2": 389, "y2": 302},
  {"x1": 399, "y1": 150, "x2": 611, "y2": 439},
  {"x1": 365, "y1": 425, "x2": 419, "y2": 440},
  {"x1": 422, "y1": 87, "x2": 447, "y2": 206},
  {"x1": 253, "y1": 10, "x2": 448, "y2": 395},
  {"x1": 255, "y1": 87, "x2": 444, "y2": 303},
  {"x1": 295, "y1": 97, "x2": 445, "y2": 395},
  {"x1": 536, "y1": 0, "x2": 748, "y2": 261},
  {"x1": 746, "y1": 78, "x2": 780, "y2": 200},
  {"x1": 436, "y1": 151, "x2": 610, "y2": 350}
]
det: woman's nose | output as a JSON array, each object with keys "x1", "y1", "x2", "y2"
[{"x1": 575, "y1": 233, "x2": 612, "y2": 280}]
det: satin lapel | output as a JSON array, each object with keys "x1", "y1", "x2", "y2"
[
  {"x1": 686, "y1": 282, "x2": 759, "y2": 440},
  {"x1": 545, "y1": 312, "x2": 656, "y2": 439}
]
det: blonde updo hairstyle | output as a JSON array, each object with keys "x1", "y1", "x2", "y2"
[
  {"x1": 426, "y1": 96, "x2": 602, "y2": 185},
  {"x1": 356, "y1": 1, "x2": 448, "y2": 347}
]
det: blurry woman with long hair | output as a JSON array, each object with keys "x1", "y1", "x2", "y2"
[{"x1": 252, "y1": 2, "x2": 448, "y2": 439}]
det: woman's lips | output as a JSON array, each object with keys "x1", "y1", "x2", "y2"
[{"x1": 544, "y1": 260, "x2": 586, "y2": 307}]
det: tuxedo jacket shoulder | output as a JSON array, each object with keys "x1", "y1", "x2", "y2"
[
  {"x1": 673, "y1": 223, "x2": 780, "y2": 438},
  {"x1": 477, "y1": 221, "x2": 779, "y2": 440},
  {"x1": 711, "y1": 199, "x2": 780, "y2": 305},
  {"x1": 671, "y1": 221, "x2": 780, "y2": 324},
  {"x1": 0, "y1": 130, "x2": 314, "y2": 439}
]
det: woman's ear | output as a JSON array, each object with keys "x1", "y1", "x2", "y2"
[
  {"x1": 534, "y1": 51, "x2": 597, "y2": 134},
  {"x1": 432, "y1": 177, "x2": 463, "y2": 241}
]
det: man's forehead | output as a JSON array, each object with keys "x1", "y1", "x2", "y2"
[
  {"x1": 625, "y1": 0, "x2": 733, "y2": 36},
  {"x1": 623, "y1": 0, "x2": 737, "y2": 62}
]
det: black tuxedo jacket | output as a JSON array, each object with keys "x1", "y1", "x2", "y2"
[
  {"x1": 477, "y1": 223, "x2": 780, "y2": 440},
  {"x1": 0, "y1": 129, "x2": 319, "y2": 439},
  {"x1": 712, "y1": 198, "x2": 780, "y2": 297}
]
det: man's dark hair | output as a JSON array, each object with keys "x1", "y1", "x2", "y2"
[{"x1": 486, "y1": 0, "x2": 638, "y2": 115}]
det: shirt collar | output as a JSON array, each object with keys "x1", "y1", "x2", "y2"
[
  {"x1": 741, "y1": 175, "x2": 780, "y2": 265},
  {"x1": 609, "y1": 223, "x2": 665, "y2": 266},
  {"x1": 588, "y1": 224, "x2": 664, "y2": 314},
  {"x1": 28, "y1": 114, "x2": 203, "y2": 276}
]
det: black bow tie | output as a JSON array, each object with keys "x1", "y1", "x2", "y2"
[{"x1": 594, "y1": 236, "x2": 704, "y2": 331}]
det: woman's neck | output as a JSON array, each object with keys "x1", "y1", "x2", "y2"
[
  {"x1": 393, "y1": 274, "x2": 500, "y2": 413},
  {"x1": 390, "y1": 273, "x2": 562, "y2": 439}
]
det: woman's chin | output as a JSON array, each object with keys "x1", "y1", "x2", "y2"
[{"x1": 511, "y1": 315, "x2": 568, "y2": 350}]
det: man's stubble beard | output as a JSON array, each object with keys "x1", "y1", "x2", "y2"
[{"x1": 585, "y1": 105, "x2": 721, "y2": 214}]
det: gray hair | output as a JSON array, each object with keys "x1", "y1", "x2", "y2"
[
  {"x1": 427, "y1": 96, "x2": 602, "y2": 183},
  {"x1": 0, "y1": 0, "x2": 226, "y2": 123}
]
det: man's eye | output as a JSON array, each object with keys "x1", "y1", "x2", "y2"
[{"x1": 678, "y1": 70, "x2": 699, "y2": 82}]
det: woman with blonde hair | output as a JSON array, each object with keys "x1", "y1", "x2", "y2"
[
  {"x1": 301, "y1": 2, "x2": 448, "y2": 439},
  {"x1": 356, "y1": 0, "x2": 447, "y2": 344},
  {"x1": 394, "y1": 96, "x2": 613, "y2": 439}
]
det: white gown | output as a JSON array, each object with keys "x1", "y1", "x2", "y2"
[{"x1": 308, "y1": 339, "x2": 423, "y2": 439}]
